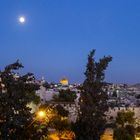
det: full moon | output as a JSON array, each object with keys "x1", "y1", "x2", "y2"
[{"x1": 19, "y1": 16, "x2": 25, "y2": 23}]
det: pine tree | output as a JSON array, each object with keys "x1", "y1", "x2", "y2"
[
  {"x1": 0, "y1": 61, "x2": 45, "y2": 139},
  {"x1": 73, "y1": 50, "x2": 112, "y2": 140}
]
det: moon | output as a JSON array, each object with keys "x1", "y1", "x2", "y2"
[{"x1": 19, "y1": 16, "x2": 25, "y2": 23}]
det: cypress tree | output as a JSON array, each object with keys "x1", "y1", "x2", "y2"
[{"x1": 73, "y1": 50, "x2": 112, "y2": 140}]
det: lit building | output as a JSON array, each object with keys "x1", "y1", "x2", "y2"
[{"x1": 60, "y1": 78, "x2": 69, "y2": 86}]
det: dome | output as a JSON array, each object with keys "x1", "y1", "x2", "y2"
[{"x1": 60, "y1": 78, "x2": 69, "y2": 85}]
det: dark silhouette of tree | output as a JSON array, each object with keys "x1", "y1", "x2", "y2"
[
  {"x1": 55, "y1": 104, "x2": 69, "y2": 117},
  {"x1": 73, "y1": 50, "x2": 112, "y2": 140},
  {"x1": 43, "y1": 81, "x2": 50, "y2": 89},
  {"x1": 112, "y1": 91, "x2": 117, "y2": 97},
  {"x1": 53, "y1": 89, "x2": 77, "y2": 102},
  {"x1": 113, "y1": 126, "x2": 135, "y2": 140},
  {"x1": 0, "y1": 61, "x2": 46, "y2": 139}
]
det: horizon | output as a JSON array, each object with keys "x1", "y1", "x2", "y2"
[{"x1": 1, "y1": 0, "x2": 140, "y2": 84}]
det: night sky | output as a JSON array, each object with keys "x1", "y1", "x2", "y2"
[{"x1": 0, "y1": 0, "x2": 140, "y2": 84}]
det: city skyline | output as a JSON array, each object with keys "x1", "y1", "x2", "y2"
[{"x1": 0, "y1": 0, "x2": 140, "y2": 84}]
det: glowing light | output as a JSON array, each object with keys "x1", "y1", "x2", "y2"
[
  {"x1": 37, "y1": 111, "x2": 46, "y2": 118},
  {"x1": 19, "y1": 16, "x2": 25, "y2": 23},
  {"x1": 60, "y1": 78, "x2": 69, "y2": 85}
]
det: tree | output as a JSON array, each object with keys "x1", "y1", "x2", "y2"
[
  {"x1": 73, "y1": 50, "x2": 112, "y2": 140},
  {"x1": 53, "y1": 89, "x2": 77, "y2": 102},
  {"x1": 0, "y1": 61, "x2": 45, "y2": 139},
  {"x1": 37, "y1": 104, "x2": 70, "y2": 131},
  {"x1": 116, "y1": 110, "x2": 135, "y2": 128},
  {"x1": 113, "y1": 110, "x2": 135, "y2": 140},
  {"x1": 43, "y1": 81, "x2": 50, "y2": 89},
  {"x1": 55, "y1": 104, "x2": 69, "y2": 117},
  {"x1": 113, "y1": 126, "x2": 135, "y2": 140},
  {"x1": 112, "y1": 91, "x2": 117, "y2": 97}
]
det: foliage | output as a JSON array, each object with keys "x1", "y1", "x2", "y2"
[
  {"x1": 38, "y1": 104, "x2": 71, "y2": 131},
  {"x1": 43, "y1": 81, "x2": 50, "y2": 89},
  {"x1": 51, "y1": 116, "x2": 70, "y2": 131},
  {"x1": 0, "y1": 61, "x2": 46, "y2": 139},
  {"x1": 114, "y1": 110, "x2": 135, "y2": 140},
  {"x1": 113, "y1": 125, "x2": 135, "y2": 140},
  {"x1": 53, "y1": 89, "x2": 77, "y2": 102},
  {"x1": 125, "y1": 125, "x2": 135, "y2": 138},
  {"x1": 116, "y1": 110, "x2": 135, "y2": 127},
  {"x1": 55, "y1": 104, "x2": 69, "y2": 117},
  {"x1": 136, "y1": 126, "x2": 140, "y2": 133},
  {"x1": 27, "y1": 91, "x2": 40, "y2": 105},
  {"x1": 73, "y1": 50, "x2": 112, "y2": 140}
]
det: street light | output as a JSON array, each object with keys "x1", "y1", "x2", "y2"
[
  {"x1": 37, "y1": 110, "x2": 46, "y2": 119},
  {"x1": 26, "y1": 110, "x2": 46, "y2": 128}
]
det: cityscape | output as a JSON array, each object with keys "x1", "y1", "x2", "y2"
[{"x1": 0, "y1": 0, "x2": 140, "y2": 140}]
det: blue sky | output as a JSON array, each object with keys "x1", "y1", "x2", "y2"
[{"x1": 0, "y1": 0, "x2": 140, "y2": 84}]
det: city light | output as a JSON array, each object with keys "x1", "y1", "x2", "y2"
[{"x1": 37, "y1": 110, "x2": 46, "y2": 119}]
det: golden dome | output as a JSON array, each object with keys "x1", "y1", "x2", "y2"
[{"x1": 60, "y1": 78, "x2": 69, "y2": 85}]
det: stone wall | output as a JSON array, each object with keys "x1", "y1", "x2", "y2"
[{"x1": 47, "y1": 102, "x2": 140, "y2": 124}]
